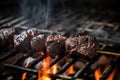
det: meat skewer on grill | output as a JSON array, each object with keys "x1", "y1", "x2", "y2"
[
  {"x1": 31, "y1": 34, "x2": 47, "y2": 52},
  {"x1": 65, "y1": 35, "x2": 99, "y2": 60},
  {"x1": 0, "y1": 27, "x2": 99, "y2": 61},
  {"x1": 30, "y1": 34, "x2": 99, "y2": 60},
  {"x1": 31, "y1": 34, "x2": 67, "y2": 57},
  {"x1": 45, "y1": 35, "x2": 67, "y2": 58},
  {"x1": 0, "y1": 28, "x2": 18, "y2": 52},
  {"x1": 14, "y1": 30, "x2": 119, "y2": 59},
  {"x1": 14, "y1": 28, "x2": 38, "y2": 52}
]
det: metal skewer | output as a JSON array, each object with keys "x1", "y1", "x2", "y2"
[{"x1": 97, "y1": 51, "x2": 120, "y2": 57}]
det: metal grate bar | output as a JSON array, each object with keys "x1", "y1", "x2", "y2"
[
  {"x1": 0, "y1": 50, "x2": 18, "y2": 63},
  {"x1": 0, "y1": 17, "x2": 13, "y2": 25},
  {"x1": 4, "y1": 64, "x2": 38, "y2": 75},
  {"x1": 100, "y1": 56, "x2": 119, "y2": 80},
  {"x1": 74, "y1": 55, "x2": 100, "y2": 78},
  {"x1": 28, "y1": 55, "x2": 47, "y2": 68},
  {"x1": 13, "y1": 20, "x2": 29, "y2": 28},
  {"x1": 1, "y1": 17, "x2": 25, "y2": 27},
  {"x1": 49, "y1": 55, "x2": 64, "y2": 67},
  {"x1": 0, "y1": 16, "x2": 14, "y2": 29},
  {"x1": 56, "y1": 58, "x2": 77, "y2": 74},
  {"x1": 49, "y1": 73, "x2": 84, "y2": 80},
  {"x1": 0, "y1": 54, "x2": 29, "y2": 79}
]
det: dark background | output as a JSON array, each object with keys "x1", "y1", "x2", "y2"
[
  {"x1": 0, "y1": 0, "x2": 120, "y2": 16},
  {"x1": 0, "y1": 0, "x2": 119, "y2": 7}
]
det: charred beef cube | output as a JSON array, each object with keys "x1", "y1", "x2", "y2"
[
  {"x1": 27, "y1": 28, "x2": 38, "y2": 38},
  {"x1": 14, "y1": 28, "x2": 37, "y2": 52},
  {"x1": 31, "y1": 34, "x2": 47, "y2": 52},
  {"x1": 65, "y1": 35, "x2": 99, "y2": 60},
  {"x1": 0, "y1": 28, "x2": 18, "y2": 51},
  {"x1": 45, "y1": 35, "x2": 66, "y2": 58}
]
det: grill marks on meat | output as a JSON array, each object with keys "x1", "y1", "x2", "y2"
[
  {"x1": 65, "y1": 35, "x2": 99, "y2": 60},
  {"x1": 0, "y1": 28, "x2": 18, "y2": 51},
  {"x1": 0, "y1": 27, "x2": 99, "y2": 60},
  {"x1": 45, "y1": 35, "x2": 66, "y2": 58},
  {"x1": 14, "y1": 28, "x2": 38, "y2": 52},
  {"x1": 31, "y1": 34, "x2": 47, "y2": 52}
]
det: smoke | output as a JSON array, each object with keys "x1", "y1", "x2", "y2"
[
  {"x1": 20, "y1": 0, "x2": 66, "y2": 27},
  {"x1": 21, "y1": 0, "x2": 51, "y2": 19}
]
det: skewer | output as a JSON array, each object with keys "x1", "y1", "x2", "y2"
[
  {"x1": 97, "y1": 51, "x2": 120, "y2": 57},
  {"x1": 0, "y1": 50, "x2": 18, "y2": 62}
]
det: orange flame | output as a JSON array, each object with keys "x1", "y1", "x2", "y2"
[
  {"x1": 37, "y1": 55, "x2": 75, "y2": 80},
  {"x1": 107, "y1": 68, "x2": 116, "y2": 80},
  {"x1": 52, "y1": 63, "x2": 58, "y2": 74},
  {"x1": 94, "y1": 66, "x2": 116, "y2": 80},
  {"x1": 67, "y1": 65, "x2": 74, "y2": 74},
  {"x1": 94, "y1": 67, "x2": 102, "y2": 80},
  {"x1": 38, "y1": 57, "x2": 51, "y2": 80},
  {"x1": 22, "y1": 58, "x2": 30, "y2": 80}
]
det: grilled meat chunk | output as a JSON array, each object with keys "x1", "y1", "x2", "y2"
[
  {"x1": 14, "y1": 28, "x2": 37, "y2": 52},
  {"x1": 65, "y1": 35, "x2": 99, "y2": 60},
  {"x1": 45, "y1": 35, "x2": 66, "y2": 58},
  {"x1": 31, "y1": 34, "x2": 47, "y2": 52},
  {"x1": 0, "y1": 28, "x2": 18, "y2": 51}
]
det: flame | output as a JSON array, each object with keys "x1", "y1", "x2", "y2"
[
  {"x1": 94, "y1": 66, "x2": 116, "y2": 80},
  {"x1": 67, "y1": 65, "x2": 74, "y2": 74},
  {"x1": 38, "y1": 57, "x2": 51, "y2": 80},
  {"x1": 52, "y1": 63, "x2": 58, "y2": 74},
  {"x1": 22, "y1": 58, "x2": 30, "y2": 80},
  {"x1": 107, "y1": 68, "x2": 116, "y2": 80},
  {"x1": 94, "y1": 67, "x2": 102, "y2": 80},
  {"x1": 22, "y1": 73, "x2": 27, "y2": 80},
  {"x1": 37, "y1": 55, "x2": 75, "y2": 80}
]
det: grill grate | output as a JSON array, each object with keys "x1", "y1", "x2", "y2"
[{"x1": 0, "y1": 8, "x2": 120, "y2": 80}]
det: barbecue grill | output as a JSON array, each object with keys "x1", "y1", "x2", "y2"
[{"x1": 0, "y1": 0, "x2": 120, "y2": 80}]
